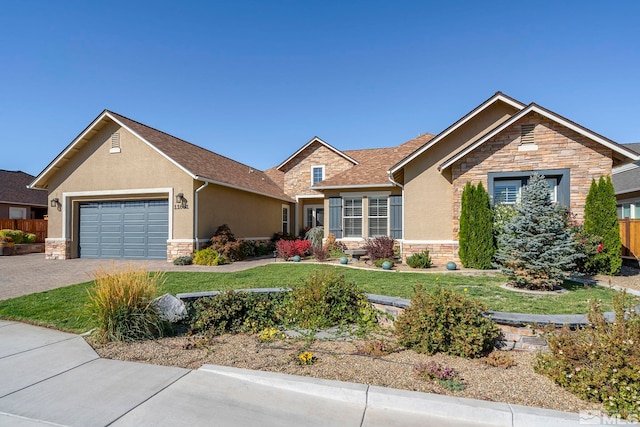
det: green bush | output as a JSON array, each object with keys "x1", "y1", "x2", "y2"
[
  {"x1": 87, "y1": 267, "x2": 165, "y2": 342},
  {"x1": 23, "y1": 233, "x2": 36, "y2": 243},
  {"x1": 193, "y1": 248, "x2": 226, "y2": 266},
  {"x1": 406, "y1": 250, "x2": 432, "y2": 269},
  {"x1": 459, "y1": 182, "x2": 495, "y2": 269},
  {"x1": 188, "y1": 291, "x2": 285, "y2": 335},
  {"x1": 535, "y1": 291, "x2": 640, "y2": 420},
  {"x1": 584, "y1": 176, "x2": 622, "y2": 275},
  {"x1": 173, "y1": 256, "x2": 193, "y2": 265},
  {"x1": 394, "y1": 285, "x2": 501, "y2": 358},
  {"x1": 283, "y1": 270, "x2": 379, "y2": 330},
  {"x1": 0, "y1": 229, "x2": 24, "y2": 244}
]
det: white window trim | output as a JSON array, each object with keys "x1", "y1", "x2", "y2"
[
  {"x1": 494, "y1": 180, "x2": 522, "y2": 205},
  {"x1": 367, "y1": 196, "x2": 389, "y2": 237},
  {"x1": 311, "y1": 165, "x2": 325, "y2": 186},
  {"x1": 343, "y1": 197, "x2": 363, "y2": 238}
]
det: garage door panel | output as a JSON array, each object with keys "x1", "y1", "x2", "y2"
[{"x1": 79, "y1": 200, "x2": 168, "y2": 260}]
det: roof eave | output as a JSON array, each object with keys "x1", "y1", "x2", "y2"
[
  {"x1": 389, "y1": 92, "x2": 527, "y2": 175},
  {"x1": 276, "y1": 137, "x2": 359, "y2": 170},
  {"x1": 196, "y1": 176, "x2": 294, "y2": 203},
  {"x1": 312, "y1": 183, "x2": 395, "y2": 190},
  {"x1": 438, "y1": 103, "x2": 640, "y2": 172}
]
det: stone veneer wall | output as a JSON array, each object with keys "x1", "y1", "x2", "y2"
[
  {"x1": 167, "y1": 240, "x2": 195, "y2": 261},
  {"x1": 281, "y1": 142, "x2": 354, "y2": 198},
  {"x1": 45, "y1": 238, "x2": 71, "y2": 260},
  {"x1": 451, "y1": 112, "x2": 612, "y2": 240},
  {"x1": 401, "y1": 241, "x2": 460, "y2": 264}
]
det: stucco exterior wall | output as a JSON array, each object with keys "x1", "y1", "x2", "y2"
[
  {"x1": 44, "y1": 119, "x2": 194, "y2": 257},
  {"x1": 403, "y1": 101, "x2": 517, "y2": 241},
  {"x1": 451, "y1": 112, "x2": 613, "y2": 239},
  {"x1": 197, "y1": 183, "x2": 291, "y2": 242},
  {"x1": 280, "y1": 142, "x2": 354, "y2": 198}
]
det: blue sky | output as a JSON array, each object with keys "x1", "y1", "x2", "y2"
[{"x1": 2, "y1": 1, "x2": 639, "y2": 176}]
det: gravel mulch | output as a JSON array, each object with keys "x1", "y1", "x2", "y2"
[{"x1": 88, "y1": 331, "x2": 602, "y2": 414}]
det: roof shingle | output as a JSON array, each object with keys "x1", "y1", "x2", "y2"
[{"x1": 0, "y1": 170, "x2": 47, "y2": 206}]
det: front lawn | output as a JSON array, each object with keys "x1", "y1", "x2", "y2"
[{"x1": 0, "y1": 264, "x2": 617, "y2": 333}]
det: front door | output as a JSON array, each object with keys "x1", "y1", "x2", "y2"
[{"x1": 305, "y1": 205, "x2": 324, "y2": 228}]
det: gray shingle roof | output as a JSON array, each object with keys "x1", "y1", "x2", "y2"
[{"x1": 0, "y1": 170, "x2": 47, "y2": 205}]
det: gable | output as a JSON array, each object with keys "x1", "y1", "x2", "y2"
[{"x1": 276, "y1": 137, "x2": 357, "y2": 171}]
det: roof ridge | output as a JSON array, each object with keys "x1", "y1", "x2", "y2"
[{"x1": 106, "y1": 110, "x2": 269, "y2": 173}]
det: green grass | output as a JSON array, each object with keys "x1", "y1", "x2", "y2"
[{"x1": 0, "y1": 264, "x2": 619, "y2": 333}]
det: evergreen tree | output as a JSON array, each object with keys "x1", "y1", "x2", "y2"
[
  {"x1": 459, "y1": 182, "x2": 495, "y2": 269},
  {"x1": 584, "y1": 176, "x2": 622, "y2": 275},
  {"x1": 494, "y1": 174, "x2": 580, "y2": 290}
]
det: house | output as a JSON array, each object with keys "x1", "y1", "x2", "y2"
[
  {"x1": 279, "y1": 92, "x2": 639, "y2": 262},
  {"x1": 29, "y1": 111, "x2": 293, "y2": 260},
  {"x1": 31, "y1": 92, "x2": 640, "y2": 262},
  {"x1": 613, "y1": 143, "x2": 640, "y2": 218},
  {"x1": 0, "y1": 170, "x2": 47, "y2": 219}
]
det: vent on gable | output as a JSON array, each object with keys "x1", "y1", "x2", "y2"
[
  {"x1": 518, "y1": 124, "x2": 537, "y2": 151},
  {"x1": 110, "y1": 132, "x2": 121, "y2": 153},
  {"x1": 520, "y1": 124, "x2": 535, "y2": 144}
]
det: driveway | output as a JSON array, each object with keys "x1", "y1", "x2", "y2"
[{"x1": 0, "y1": 254, "x2": 275, "y2": 300}]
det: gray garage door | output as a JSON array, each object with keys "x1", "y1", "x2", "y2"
[{"x1": 79, "y1": 200, "x2": 168, "y2": 259}]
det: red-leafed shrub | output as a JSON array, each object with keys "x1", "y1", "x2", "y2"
[
  {"x1": 276, "y1": 239, "x2": 311, "y2": 260},
  {"x1": 364, "y1": 236, "x2": 395, "y2": 261}
]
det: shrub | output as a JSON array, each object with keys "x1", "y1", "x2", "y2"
[
  {"x1": 494, "y1": 174, "x2": 581, "y2": 291},
  {"x1": 374, "y1": 258, "x2": 394, "y2": 268},
  {"x1": 535, "y1": 291, "x2": 640, "y2": 420},
  {"x1": 569, "y1": 217, "x2": 603, "y2": 274},
  {"x1": 395, "y1": 285, "x2": 501, "y2": 358},
  {"x1": 584, "y1": 176, "x2": 622, "y2": 275},
  {"x1": 276, "y1": 239, "x2": 311, "y2": 260},
  {"x1": 406, "y1": 250, "x2": 432, "y2": 269},
  {"x1": 87, "y1": 267, "x2": 164, "y2": 342},
  {"x1": 459, "y1": 182, "x2": 495, "y2": 269},
  {"x1": 23, "y1": 233, "x2": 36, "y2": 243},
  {"x1": 364, "y1": 236, "x2": 395, "y2": 261},
  {"x1": 415, "y1": 361, "x2": 465, "y2": 391},
  {"x1": 258, "y1": 326, "x2": 281, "y2": 342},
  {"x1": 188, "y1": 291, "x2": 285, "y2": 335},
  {"x1": 193, "y1": 248, "x2": 226, "y2": 266},
  {"x1": 304, "y1": 226, "x2": 324, "y2": 249},
  {"x1": 0, "y1": 229, "x2": 24, "y2": 244},
  {"x1": 357, "y1": 339, "x2": 396, "y2": 356},
  {"x1": 312, "y1": 245, "x2": 329, "y2": 261},
  {"x1": 173, "y1": 256, "x2": 193, "y2": 266},
  {"x1": 283, "y1": 270, "x2": 379, "y2": 330},
  {"x1": 324, "y1": 233, "x2": 347, "y2": 257},
  {"x1": 484, "y1": 351, "x2": 517, "y2": 369}
]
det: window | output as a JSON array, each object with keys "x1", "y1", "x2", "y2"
[
  {"x1": 282, "y1": 205, "x2": 290, "y2": 234},
  {"x1": 494, "y1": 180, "x2": 522, "y2": 204},
  {"x1": 368, "y1": 196, "x2": 388, "y2": 237},
  {"x1": 343, "y1": 198, "x2": 362, "y2": 237},
  {"x1": 9, "y1": 207, "x2": 26, "y2": 219},
  {"x1": 618, "y1": 202, "x2": 640, "y2": 219},
  {"x1": 311, "y1": 166, "x2": 325, "y2": 185},
  {"x1": 305, "y1": 206, "x2": 324, "y2": 228},
  {"x1": 488, "y1": 169, "x2": 569, "y2": 207}
]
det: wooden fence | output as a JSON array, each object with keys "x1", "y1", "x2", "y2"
[
  {"x1": 0, "y1": 219, "x2": 48, "y2": 243},
  {"x1": 619, "y1": 219, "x2": 640, "y2": 258}
]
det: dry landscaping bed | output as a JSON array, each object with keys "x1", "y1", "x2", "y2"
[{"x1": 88, "y1": 331, "x2": 602, "y2": 414}]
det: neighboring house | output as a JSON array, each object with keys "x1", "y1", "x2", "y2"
[
  {"x1": 29, "y1": 110, "x2": 293, "y2": 260},
  {"x1": 0, "y1": 170, "x2": 47, "y2": 219},
  {"x1": 31, "y1": 92, "x2": 639, "y2": 262},
  {"x1": 613, "y1": 143, "x2": 640, "y2": 218}
]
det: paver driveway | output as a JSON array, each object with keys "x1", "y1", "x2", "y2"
[{"x1": 0, "y1": 253, "x2": 274, "y2": 300}]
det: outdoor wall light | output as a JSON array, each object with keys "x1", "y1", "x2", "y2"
[
  {"x1": 175, "y1": 193, "x2": 185, "y2": 204},
  {"x1": 50, "y1": 198, "x2": 62, "y2": 210}
]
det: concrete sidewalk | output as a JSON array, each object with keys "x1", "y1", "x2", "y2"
[{"x1": 0, "y1": 321, "x2": 584, "y2": 426}]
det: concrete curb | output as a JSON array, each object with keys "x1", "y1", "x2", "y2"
[{"x1": 198, "y1": 364, "x2": 581, "y2": 427}]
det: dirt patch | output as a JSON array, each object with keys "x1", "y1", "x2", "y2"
[{"x1": 88, "y1": 331, "x2": 601, "y2": 414}]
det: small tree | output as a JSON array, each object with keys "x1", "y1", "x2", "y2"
[
  {"x1": 584, "y1": 176, "x2": 622, "y2": 275},
  {"x1": 459, "y1": 182, "x2": 494, "y2": 269},
  {"x1": 494, "y1": 174, "x2": 580, "y2": 290}
]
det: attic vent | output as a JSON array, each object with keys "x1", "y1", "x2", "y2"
[
  {"x1": 520, "y1": 124, "x2": 535, "y2": 145},
  {"x1": 110, "y1": 133, "x2": 121, "y2": 153}
]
